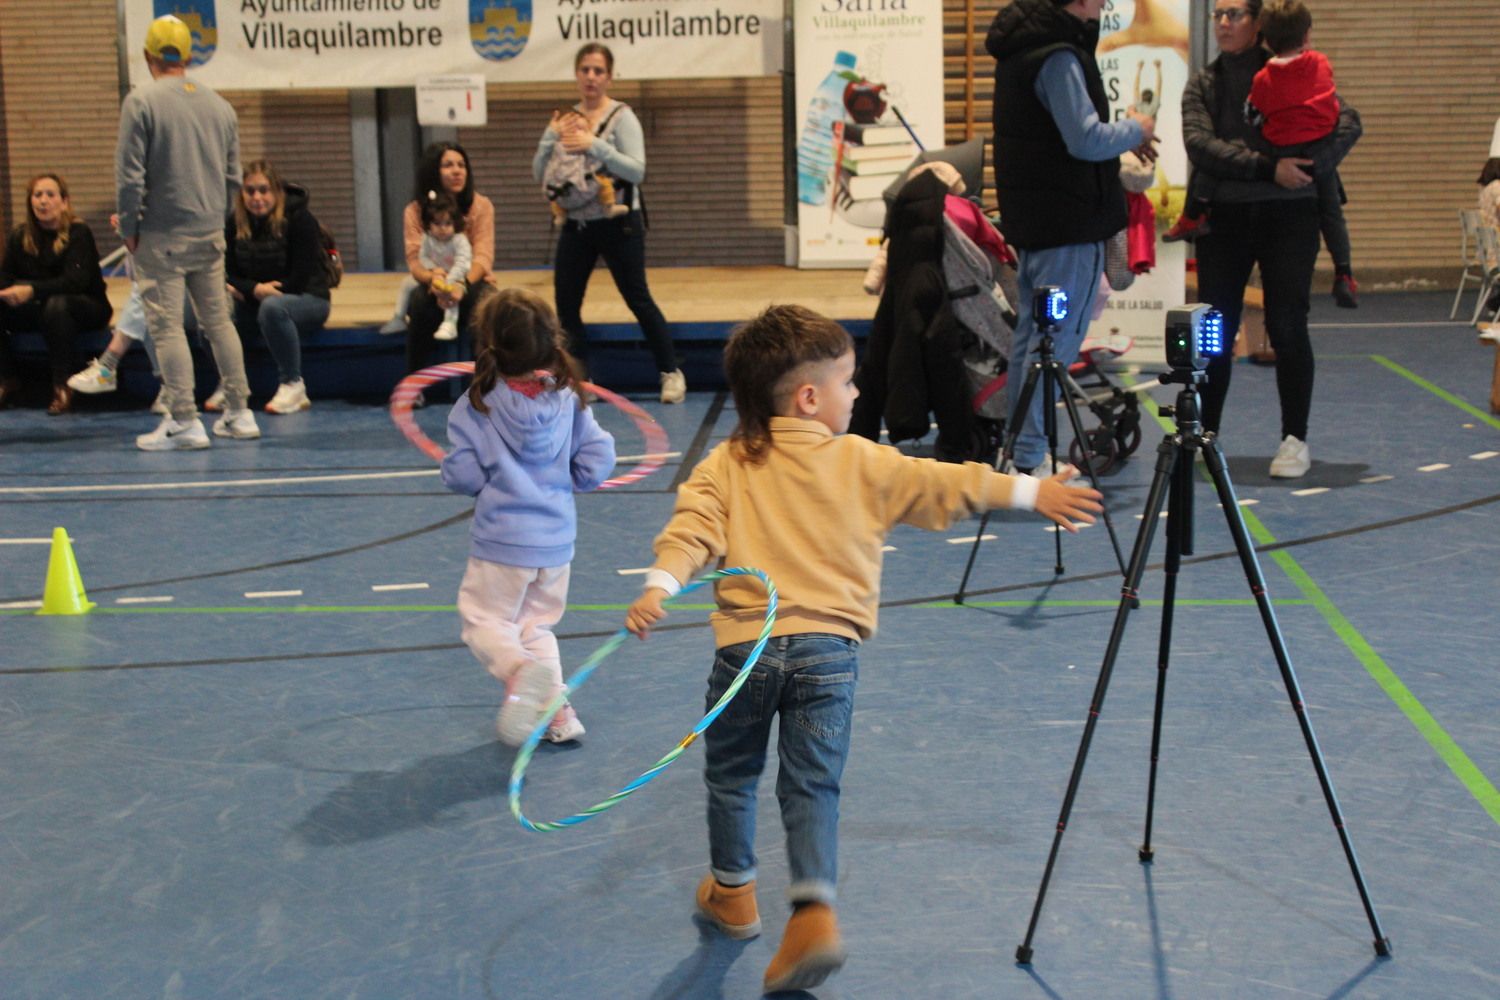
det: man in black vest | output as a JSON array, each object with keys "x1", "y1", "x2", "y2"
[{"x1": 988, "y1": 0, "x2": 1157, "y2": 474}]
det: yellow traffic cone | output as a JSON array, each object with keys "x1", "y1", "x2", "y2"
[{"x1": 37, "y1": 526, "x2": 95, "y2": 616}]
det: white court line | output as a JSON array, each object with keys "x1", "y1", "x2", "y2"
[
  {"x1": 1418, "y1": 463, "x2": 1450, "y2": 473},
  {"x1": 1216, "y1": 499, "x2": 1259, "y2": 508},
  {"x1": 616, "y1": 567, "x2": 651, "y2": 576},
  {"x1": 1135, "y1": 512, "x2": 1170, "y2": 520},
  {"x1": 0, "y1": 469, "x2": 439, "y2": 495},
  {"x1": 116, "y1": 596, "x2": 174, "y2": 604},
  {"x1": 1360, "y1": 474, "x2": 1394, "y2": 484},
  {"x1": 245, "y1": 590, "x2": 303, "y2": 599},
  {"x1": 1045, "y1": 524, "x2": 1092, "y2": 533},
  {"x1": 0, "y1": 600, "x2": 44, "y2": 610},
  {"x1": 1291, "y1": 487, "x2": 1330, "y2": 497},
  {"x1": 1471, "y1": 451, "x2": 1498, "y2": 461},
  {"x1": 881, "y1": 545, "x2": 897, "y2": 552},
  {"x1": 947, "y1": 535, "x2": 996, "y2": 544},
  {"x1": 0, "y1": 538, "x2": 53, "y2": 544},
  {"x1": 371, "y1": 583, "x2": 429, "y2": 592}
]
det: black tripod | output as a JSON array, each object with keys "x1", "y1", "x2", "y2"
[
  {"x1": 1015, "y1": 368, "x2": 1392, "y2": 963},
  {"x1": 956, "y1": 326, "x2": 1127, "y2": 602}
]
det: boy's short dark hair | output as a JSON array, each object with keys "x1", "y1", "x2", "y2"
[
  {"x1": 1258, "y1": 0, "x2": 1312, "y2": 56},
  {"x1": 421, "y1": 192, "x2": 465, "y2": 233},
  {"x1": 724, "y1": 305, "x2": 853, "y2": 462}
]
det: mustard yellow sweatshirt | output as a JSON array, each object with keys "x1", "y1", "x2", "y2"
[{"x1": 649, "y1": 417, "x2": 1037, "y2": 648}]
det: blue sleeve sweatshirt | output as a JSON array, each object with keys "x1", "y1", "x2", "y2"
[{"x1": 441, "y1": 382, "x2": 617, "y2": 568}]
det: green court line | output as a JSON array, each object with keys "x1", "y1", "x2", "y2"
[
  {"x1": 1371, "y1": 354, "x2": 1500, "y2": 430},
  {"x1": 1136, "y1": 377, "x2": 1500, "y2": 824},
  {"x1": 918, "y1": 598, "x2": 1311, "y2": 608}
]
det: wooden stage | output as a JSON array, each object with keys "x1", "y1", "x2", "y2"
[{"x1": 106, "y1": 266, "x2": 879, "y2": 333}]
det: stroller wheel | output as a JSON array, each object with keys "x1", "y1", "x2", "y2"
[
  {"x1": 1070, "y1": 428, "x2": 1119, "y2": 476},
  {"x1": 1116, "y1": 414, "x2": 1143, "y2": 457}
]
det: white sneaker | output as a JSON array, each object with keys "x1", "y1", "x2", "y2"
[
  {"x1": 434, "y1": 320, "x2": 458, "y2": 342},
  {"x1": 265, "y1": 379, "x2": 311, "y2": 414},
  {"x1": 1268, "y1": 435, "x2": 1311, "y2": 478},
  {"x1": 203, "y1": 383, "x2": 226, "y2": 412},
  {"x1": 68, "y1": 357, "x2": 118, "y2": 394},
  {"x1": 378, "y1": 317, "x2": 408, "y2": 335},
  {"x1": 496, "y1": 661, "x2": 556, "y2": 747},
  {"x1": 150, "y1": 389, "x2": 170, "y2": 415},
  {"x1": 543, "y1": 704, "x2": 586, "y2": 743},
  {"x1": 1478, "y1": 325, "x2": 1500, "y2": 345},
  {"x1": 660, "y1": 368, "x2": 686, "y2": 404},
  {"x1": 136, "y1": 415, "x2": 210, "y2": 451},
  {"x1": 212, "y1": 407, "x2": 261, "y2": 439}
]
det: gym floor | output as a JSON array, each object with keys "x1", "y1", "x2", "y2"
[{"x1": 2, "y1": 291, "x2": 1497, "y2": 999}]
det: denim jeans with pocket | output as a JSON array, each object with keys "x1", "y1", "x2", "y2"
[{"x1": 703, "y1": 633, "x2": 858, "y2": 906}]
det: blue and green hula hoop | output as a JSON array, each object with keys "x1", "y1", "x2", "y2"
[{"x1": 509, "y1": 566, "x2": 778, "y2": 833}]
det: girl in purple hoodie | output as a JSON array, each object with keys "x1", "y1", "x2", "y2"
[{"x1": 441, "y1": 288, "x2": 617, "y2": 745}]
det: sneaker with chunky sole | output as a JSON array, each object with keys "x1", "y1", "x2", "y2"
[
  {"x1": 265, "y1": 380, "x2": 311, "y2": 414},
  {"x1": 659, "y1": 368, "x2": 686, "y2": 404},
  {"x1": 696, "y1": 875, "x2": 761, "y2": 939},
  {"x1": 543, "y1": 703, "x2": 586, "y2": 743},
  {"x1": 763, "y1": 903, "x2": 846, "y2": 992},
  {"x1": 213, "y1": 408, "x2": 262, "y2": 439},
  {"x1": 136, "y1": 415, "x2": 211, "y2": 451},
  {"x1": 496, "y1": 660, "x2": 555, "y2": 747},
  {"x1": 68, "y1": 357, "x2": 118, "y2": 394},
  {"x1": 1268, "y1": 434, "x2": 1311, "y2": 478}
]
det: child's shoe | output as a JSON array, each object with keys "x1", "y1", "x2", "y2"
[
  {"x1": 434, "y1": 320, "x2": 459, "y2": 342},
  {"x1": 763, "y1": 903, "x2": 846, "y2": 992},
  {"x1": 695, "y1": 875, "x2": 761, "y2": 940},
  {"x1": 659, "y1": 368, "x2": 686, "y2": 404},
  {"x1": 379, "y1": 317, "x2": 408, "y2": 335},
  {"x1": 1163, "y1": 212, "x2": 1211, "y2": 243},
  {"x1": 68, "y1": 357, "x2": 118, "y2": 394},
  {"x1": 496, "y1": 660, "x2": 553, "y2": 747},
  {"x1": 543, "y1": 702, "x2": 586, "y2": 743},
  {"x1": 1332, "y1": 273, "x2": 1359, "y2": 309}
]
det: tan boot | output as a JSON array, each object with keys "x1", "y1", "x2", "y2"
[
  {"x1": 695, "y1": 874, "x2": 760, "y2": 939},
  {"x1": 763, "y1": 902, "x2": 846, "y2": 992}
]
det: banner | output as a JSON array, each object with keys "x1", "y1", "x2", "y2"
[
  {"x1": 122, "y1": 0, "x2": 783, "y2": 90},
  {"x1": 791, "y1": 0, "x2": 944, "y2": 268},
  {"x1": 1088, "y1": 0, "x2": 1191, "y2": 365}
]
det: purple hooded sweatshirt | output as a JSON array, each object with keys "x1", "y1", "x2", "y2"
[{"x1": 441, "y1": 381, "x2": 616, "y2": 568}]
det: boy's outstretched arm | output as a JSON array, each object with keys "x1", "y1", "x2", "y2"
[
  {"x1": 1033, "y1": 468, "x2": 1104, "y2": 533},
  {"x1": 625, "y1": 586, "x2": 671, "y2": 639}
]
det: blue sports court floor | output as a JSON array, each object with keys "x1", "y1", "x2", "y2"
[{"x1": 2, "y1": 291, "x2": 1497, "y2": 999}]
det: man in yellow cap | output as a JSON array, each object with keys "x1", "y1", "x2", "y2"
[{"x1": 116, "y1": 15, "x2": 259, "y2": 450}]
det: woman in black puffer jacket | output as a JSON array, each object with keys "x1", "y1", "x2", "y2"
[{"x1": 223, "y1": 159, "x2": 330, "y2": 414}]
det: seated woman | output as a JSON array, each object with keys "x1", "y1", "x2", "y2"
[
  {"x1": 0, "y1": 173, "x2": 112, "y2": 414},
  {"x1": 402, "y1": 142, "x2": 495, "y2": 377},
  {"x1": 220, "y1": 159, "x2": 331, "y2": 414}
]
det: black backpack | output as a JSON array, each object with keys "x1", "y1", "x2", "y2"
[{"x1": 316, "y1": 222, "x2": 343, "y2": 289}]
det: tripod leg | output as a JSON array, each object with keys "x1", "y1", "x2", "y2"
[
  {"x1": 1200, "y1": 437, "x2": 1393, "y2": 957},
  {"x1": 1041, "y1": 365, "x2": 1064, "y2": 574},
  {"x1": 1017, "y1": 437, "x2": 1180, "y2": 964},
  {"x1": 1057, "y1": 368, "x2": 1128, "y2": 576},
  {"x1": 1139, "y1": 450, "x2": 1190, "y2": 862},
  {"x1": 956, "y1": 363, "x2": 1044, "y2": 603}
]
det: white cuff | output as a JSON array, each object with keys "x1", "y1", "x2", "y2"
[
  {"x1": 643, "y1": 569, "x2": 682, "y2": 597},
  {"x1": 1008, "y1": 474, "x2": 1040, "y2": 511}
]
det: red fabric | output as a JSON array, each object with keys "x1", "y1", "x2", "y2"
[
  {"x1": 944, "y1": 194, "x2": 1016, "y2": 266},
  {"x1": 505, "y1": 377, "x2": 548, "y2": 398},
  {"x1": 1126, "y1": 192, "x2": 1156, "y2": 275},
  {"x1": 1249, "y1": 50, "x2": 1338, "y2": 146}
]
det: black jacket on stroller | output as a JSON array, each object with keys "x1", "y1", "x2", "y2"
[{"x1": 849, "y1": 169, "x2": 976, "y2": 461}]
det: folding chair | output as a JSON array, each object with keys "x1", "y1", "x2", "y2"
[{"x1": 1451, "y1": 208, "x2": 1485, "y2": 319}]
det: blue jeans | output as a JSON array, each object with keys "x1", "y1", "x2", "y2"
[
  {"x1": 704, "y1": 633, "x2": 858, "y2": 906},
  {"x1": 1008, "y1": 241, "x2": 1105, "y2": 471},
  {"x1": 234, "y1": 293, "x2": 329, "y2": 384}
]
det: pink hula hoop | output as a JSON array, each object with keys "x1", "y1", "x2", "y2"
[{"x1": 389, "y1": 361, "x2": 671, "y2": 489}]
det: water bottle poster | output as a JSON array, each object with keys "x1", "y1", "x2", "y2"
[
  {"x1": 792, "y1": 0, "x2": 945, "y2": 268},
  {"x1": 1090, "y1": 0, "x2": 1191, "y2": 364}
]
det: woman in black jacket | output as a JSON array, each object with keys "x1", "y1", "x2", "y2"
[
  {"x1": 223, "y1": 159, "x2": 330, "y2": 414},
  {"x1": 0, "y1": 173, "x2": 112, "y2": 414}
]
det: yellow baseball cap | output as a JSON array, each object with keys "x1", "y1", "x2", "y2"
[{"x1": 144, "y1": 15, "x2": 193, "y2": 64}]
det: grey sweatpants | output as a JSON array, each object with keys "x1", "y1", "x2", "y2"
[{"x1": 133, "y1": 230, "x2": 248, "y2": 422}]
